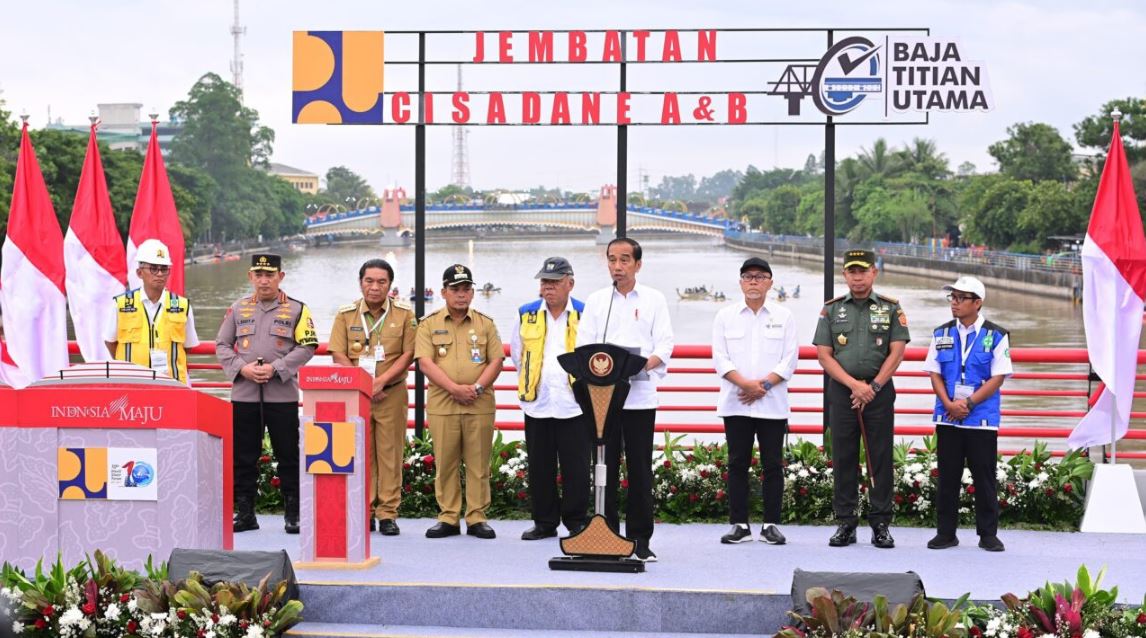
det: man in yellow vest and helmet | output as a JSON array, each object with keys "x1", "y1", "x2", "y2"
[
  {"x1": 105, "y1": 238, "x2": 199, "y2": 383},
  {"x1": 509, "y1": 256, "x2": 591, "y2": 540}
]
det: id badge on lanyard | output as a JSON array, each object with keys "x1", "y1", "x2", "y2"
[
  {"x1": 360, "y1": 310, "x2": 387, "y2": 373},
  {"x1": 955, "y1": 330, "x2": 977, "y2": 400},
  {"x1": 147, "y1": 301, "x2": 169, "y2": 375}
]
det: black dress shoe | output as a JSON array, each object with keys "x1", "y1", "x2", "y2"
[
  {"x1": 721, "y1": 524, "x2": 753, "y2": 544},
  {"x1": 370, "y1": 517, "x2": 376, "y2": 532},
  {"x1": 927, "y1": 534, "x2": 959, "y2": 549},
  {"x1": 759, "y1": 524, "x2": 787, "y2": 545},
  {"x1": 521, "y1": 525, "x2": 558, "y2": 540},
  {"x1": 871, "y1": 523, "x2": 895, "y2": 549},
  {"x1": 425, "y1": 522, "x2": 461, "y2": 538},
  {"x1": 565, "y1": 522, "x2": 587, "y2": 535},
  {"x1": 828, "y1": 523, "x2": 857, "y2": 547},
  {"x1": 634, "y1": 539, "x2": 657, "y2": 562},
  {"x1": 979, "y1": 535, "x2": 1005, "y2": 552},
  {"x1": 377, "y1": 519, "x2": 400, "y2": 536},
  {"x1": 467, "y1": 522, "x2": 496, "y2": 539},
  {"x1": 233, "y1": 512, "x2": 259, "y2": 533}
]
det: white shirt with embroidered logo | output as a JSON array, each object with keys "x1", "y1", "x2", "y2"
[
  {"x1": 510, "y1": 299, "x2": 583, "y2": 419},
  {"x1": 712, "y1": 299, "x2": 799, "y2": 419},
  {"x1": 575, "y1": 283, "x2": 674, "y2": 410}
]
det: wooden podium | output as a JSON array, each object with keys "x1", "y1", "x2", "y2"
[{"x1": 296, "y1": 366, "x2": 378, "y2": 569}]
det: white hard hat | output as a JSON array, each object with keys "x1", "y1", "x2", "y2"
[
  {"x1": 136, "y1": 239, "x2": 173, "y2": 266},
  {"x1": 943, "y1": 275, "x2": 986, "y2": 301}
]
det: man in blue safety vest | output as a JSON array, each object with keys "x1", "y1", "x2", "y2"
[{"x1": 922, "y1": 276, "x2": 1012, "y2": 552}]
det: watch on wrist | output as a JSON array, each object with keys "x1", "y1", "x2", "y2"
[
  {"x1": 762, "y1": 380, "x2": 774, "y2": 391},
  {"x1": 870, "y1": 381, "x2": 883, "y2": 393},
  {"x1": 474, "y1": 383, "x2": 485, "y2": 396}
]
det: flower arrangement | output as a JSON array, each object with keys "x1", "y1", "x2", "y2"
[
  {"x1": 258, "y1": 431, "x2": 1091, "y2": 529},
  {"x1": 255, "y1": 435, "x2": 283, "y2": 514},
  {"x1": 779, "y1": 566, "x2": 1146, "y2": 638},
  {"x1": 0, "y1": 552, "x2": 303, "y2": 638}
]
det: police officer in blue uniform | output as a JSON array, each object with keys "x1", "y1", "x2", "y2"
[{"x1": 922, "y1": 276, "x2": 1012, "y2": 552}]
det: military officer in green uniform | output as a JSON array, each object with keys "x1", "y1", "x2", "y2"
[
  {"x1": 415, "y1": 264, "x2": 505, "y2": 540},
  {"x1": 329, "y1": 258, "x2": 417, "y2": 536},
  {"x1": 813, "y1": 249, "x2": 910, "y2": 549}
]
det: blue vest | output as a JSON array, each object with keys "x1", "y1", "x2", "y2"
[{"x1": 931, "y1": 319, "x2": 1007, "y2": 428}]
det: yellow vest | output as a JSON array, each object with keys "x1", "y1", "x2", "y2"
[
  {"x1": 114, "y1": 289, "x2": 190, "y2": 383},
  {"x1": 517, "y1": 298, "x2": 582, "y2": 401}
]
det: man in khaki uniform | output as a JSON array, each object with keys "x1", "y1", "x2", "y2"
[
  {"x1": 329, "y1": 258, "x2": 416, "y2": 536},
  {"x1": 415, "y1": 264, "x2": 504, "y2": 539}
]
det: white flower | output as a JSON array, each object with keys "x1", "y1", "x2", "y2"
[
  {"x1": 127, "y1": 598, "x2": 138, "y2": 612},
  {"x1": 59, "y1": 607, "x2": 86, "y2": 627},
  {"x1": 797, "y1": 469, "x2": 810, "y2": 478},
  {"x1": 961, "y1": 468, "x2": 973, "y2": 484},
  {"x1": 245, "y1": 625, "x2": 266, "y2": 638},
  {"x1": 1083, "y1": 630, "x2": 1100, "y2": 638},
  {"x1": 12, "y1": 622, "x2": 24, "y2": 634},
  {"x1": 996, "y1": 469, "x2": 1007, "y2": 482},
  {"x1": 218, "y1": 613, "x2": 236, "y2": 626},
  {"x1": 1036, "y1": 471, "x2": 1049, "y2": 482},
  {"x1": 104, "y1": 603, "x2": 121, "y2": 621}
]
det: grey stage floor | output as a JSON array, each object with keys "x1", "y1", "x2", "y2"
[{"x1": 235, "y1": 516, "x2": 1146, "y2": 603}]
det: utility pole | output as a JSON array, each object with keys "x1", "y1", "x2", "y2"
[
  {"x1": 230, "y1": 0, "x2": 246, "y2": 100},
  {"x1": 450, "y1": 65, "x2": 470, "y2": 188}
]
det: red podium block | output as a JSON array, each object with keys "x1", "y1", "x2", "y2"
[
  {"x1": 0, "y1": 367, "x2": 232, "y2": 571},
  {"x1": 297, "y1": 366, "x2": 377, "y2": 568}
]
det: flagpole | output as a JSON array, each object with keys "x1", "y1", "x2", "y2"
[{"x1": 1109, "y1": 107, "x2": 1123, "y2": 466}]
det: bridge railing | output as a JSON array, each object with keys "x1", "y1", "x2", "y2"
[
  {"x1": 84, "y1": 342, "x2": 1146, "y2": 460},
  {"x1": 305, "y1": 202, "x2": 741, "y2": 229}
]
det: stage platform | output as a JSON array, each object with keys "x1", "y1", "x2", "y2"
[{"x1": 230, "y1": 516, "x2": 1146, "y2": 637}]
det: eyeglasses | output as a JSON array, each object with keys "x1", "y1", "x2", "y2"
[
  {"x1": 145, "y1": 264, "x2": 170, "y2": 275},
  {"x1": 740, "y1": 273, "x2": 772, "y2": 282},
  {"x1": 946, "y1": 293, "x2": 978, "y2": 303}
]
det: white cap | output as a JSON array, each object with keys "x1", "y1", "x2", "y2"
[
  {"x1": 943, "y1": 275, "x2": 986, "y2": 301},
  {"x1": 136, "y1": 239, "x2": 173, "y2": 266}
]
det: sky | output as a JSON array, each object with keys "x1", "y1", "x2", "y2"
[{"x1": 1, "y1": 0, "x2": 1144, "y2": 196}]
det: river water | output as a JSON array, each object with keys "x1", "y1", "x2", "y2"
[{"x1": 185, "y1": 236, "x2": 1139, "y2": 455}]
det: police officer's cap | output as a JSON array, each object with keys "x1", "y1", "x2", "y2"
[
  {"x1": 250, "y1": 253, "x2": 282, "y2": 272},
  {"x1": 535, "y1": 256, "x2": 574, "y2": 279},
  {"x1": 443, "y1": 264, "x2": 475, "y2": 286},
  {"x1": 843, "y1": 249, "x2": 876, "y2": 270},
  {"x1": 739, "y1": 256, "x2": 772, "y2": 276}
]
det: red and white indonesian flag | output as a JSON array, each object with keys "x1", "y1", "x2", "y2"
[
  {"x1": 65, "y1": 123, "x2": 127, "y2": 362},
  {"x1": 0, "y1": 122, "x2": 69, "y2": 387},
  {"x1": 127, "y1": 120, "x2": 185, "y2": 295},
  {"x1": 1068, "y1": 119, "x2": 1146, "y2": 449}
]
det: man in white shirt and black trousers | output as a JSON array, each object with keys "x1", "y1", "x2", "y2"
[
  {"x1": 712, "y1": 257, "x2": 799, "y2": 545},
  {"x1": 510, "y1": 257, "x2": 591, "y2": 540},
  {"x1": 576, "y1": 238, "x2": 674, "y2": 562}
]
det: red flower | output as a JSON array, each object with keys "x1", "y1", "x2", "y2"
[
  {"x1": 82, "y1": 601, "x2": 96, "y2": 615},
  {"x1": 912, "y1": 480, "x2": 920, "y2": 489},
  {"x1": 1045, "y1": 488, "x2": 1055, "y2": 497},
  {"x1": 799, "y1": 487, "x2": 809, "y2": 496},
  {"x1": 908, "y1": 493, "x2": 918, "y2": 503},
  {"x1": 970, "y1": 626, "x2": 983, "y2": 637},
  {"x1": 271, "y1": 476, "x2": 282, "y2": 489},
  {"x1": 423, "y1": 454, "x2": 435, "y2": 466},
  {"x1": 721, "y1": 472, "x2": 729, "y2": 482},
  {"x1": 515, "y1": 470, "x2": 525, "y2": 480},
  {"x1": 404, "y1": 484, "x2": 412, "y2": 493},
  {"x1": 621, "y1": 479, "x2": 629, "y2": 489},
  {"x1": 930, "y1": 468, "x2": 940, "y2": 478},
  {"x1": 825, "y1": 460, "x2": 832, "y2": 468},
  {"x1": 966, "y1": 485, "x2": 976, "y2": 494},
  {"x1": 1136, "y1": 612, "x2": 1146, "y2": 624},
  {"x1": 556, "y1": 474, "x2": 563, "y2": 485},
  {"x1": 177, "y1": 609, "x2": 187, "y2": 620},
  {"x1": 714, "y1": 459, "x2": 723, "y2": 468},
  {"x1": 500, "y1": 450, "x2": 509, "y2": 459},
  {"x1": 34, "y1": 619, "x2": 46, "y2": 630},
  {"x1": 403, "y1": 462, "x2": 411, "y2": 470},
  {"x1": 127, "y1": 620, "x2": 139, "y2": 633},
  {"x1": 1007, "y1": 483, "x2": 1017, "y2": 494},
  {"x1": 42, "y1": 604, "x2": 55, "y2": 616},
  {"x1": 895, "y1": 494, "x2": 904, "y2": 504},
  {"x1": 198, "y1": 629, "x2": 207, "y2": 638},
  {"x1": 670, "y1": 485, "x2": 678, "y2": 494},
  {"x1": 259, "y1": 454, "x2": 271, "y2": 464},
  {"x1": 750, "y1": 457, "x2": 759, "y2": 467},
  {"x1": 120, "y1": 593, "x2": 130, "y2": 604},
  {"x1": 1017, "y1": 627, "x2": 1034, "y2": 638},
  {"x1": 999, "y1": 499, "x2": 1009, "y2": 508},
  {"x1": 699, "y1": 470, "x2": 709, "y2": 479},
  {"x1": 860, "y1": 484, "x2": 867, "y2": 493},
  {"x1": 516, "y1": 490, "x2": 528, "y2": 500},
  {"x1": 1063, "y1": 483, "x2": 1073, "y2": 493},
  {"x1": 422, "y1": 485, "x2": 433, "y2": 493},
  {"x1": 663, "y1": 460, "x2": 672, "y2": 468},
  {"x1": 715, "y1": 489, "x2": 725, "y2": 500},
  {"x1": 1034, "y1": 462, "x2": 1043, "y2": 471},
  {"x1": 688, "y1": 493, "x2": 699, "y2": 503}
]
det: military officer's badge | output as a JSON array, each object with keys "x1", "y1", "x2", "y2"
[{"x1": 837, "y1": 334, "x2": 847, "y2": 345}]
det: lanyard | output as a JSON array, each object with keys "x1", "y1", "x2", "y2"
[
  {"x1": 361, "y1": 303, "x2": 389, "y2": 342},
  {"x1": 958, "y1": 328, "x2": 978, "y2": 382},
  {"x1": 144, "y1": 294, "x2": 165, "y2": 349}
]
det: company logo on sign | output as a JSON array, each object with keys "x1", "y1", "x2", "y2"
[
  {"x1": 58, "y1": 447, "x2": 108, "y2": 500},
  {"x1": 812, "y1": 37, "x2": 883, "y2": 116},
  {"x1": 59, "y1": 448, "x2": 159, "y2": 501},
  {"x1": 589, "y1": 352, "x2": 614, "y2": 377},
  {"x1": 304, "y1": 371, "x2": 357, "y2": 385},
  {"x1": 49, "y1": 395, "x2": 165, "y2": 426},
  {"x1": 305, "y1": 421, "x2": 356, "y2": 474},
  {"x1": 293, "y1": 31, "x2": 385, "y2": 124}
]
